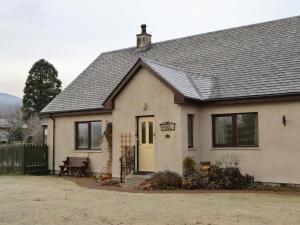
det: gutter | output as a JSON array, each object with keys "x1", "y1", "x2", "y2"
[
  {"x1": 49, "y1": 115, "x2": 56, "y2": 174},
  {"x1": 39, "y1": 107, "x2": 105, "y2": 116}
]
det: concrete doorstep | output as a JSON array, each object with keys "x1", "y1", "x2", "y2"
[{"x1": 121, "y1": 173, "x2": 152, "y2": 189}]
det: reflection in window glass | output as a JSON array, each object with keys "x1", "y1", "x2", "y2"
[
  {"x1": 215, "y1": 116, "x2": 233, "y2": 145},
  {"x1": 188, "y1": 115, "x2": 194, "y2": 148},
  {"x1": 91, "y1": 122, "x2": 102, "y2": 149},
  {"x1": 43, "y1": 126, "x2": 48, "y2": 145},
  {"x1": 149, "y1": 121, "x2": 153, "y2": 144},
  {"x1": 142, "y1": 122, "x2": 146, "y2": 144},
  {"x1": 237, "y1": 114, "x2": 258, "y2": 146},
  {"x1": 78, "y1": 123, "x2": 89, "y2": 149},
  {"x1": 213, "y1": 113, "x2": 258, "y2": 147}
]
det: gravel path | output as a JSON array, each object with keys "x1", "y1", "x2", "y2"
[{"x1": 0, "y1": 176, "x2": 299, "y2": 225}]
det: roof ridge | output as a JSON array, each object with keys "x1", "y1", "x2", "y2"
[
  {"x1": 184, "y1": 72, "x2": 203, "y2": 100},
  {"x1": 101, "y1": 15, "x2": 300, "y2": 55},
  {"x1": 140, "y1": 57, "x2": 187, "y2": 71},
  {"x1": 141, "y1": 57, "x2": 203, "y2": 99}
]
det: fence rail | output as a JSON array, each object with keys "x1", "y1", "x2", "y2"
[{"x1": 0, "y1": 144, "x2": 48, "y2": 175}]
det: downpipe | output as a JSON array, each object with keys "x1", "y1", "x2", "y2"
[{"x1": 49, "y1": 115, "x2": 56, "y2": 174}]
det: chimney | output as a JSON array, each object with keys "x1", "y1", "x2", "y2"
[{"x1": 136, "y1": 24, "x2": 152, "y2": 49}]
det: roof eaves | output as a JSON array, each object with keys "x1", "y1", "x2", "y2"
[{"x1": 39, "y1": 106, "x2": 105, "y2": 116}]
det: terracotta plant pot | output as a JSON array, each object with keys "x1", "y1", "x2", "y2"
[{"x1": 101, "y1": 173, "x2": 112, "y2": 181}]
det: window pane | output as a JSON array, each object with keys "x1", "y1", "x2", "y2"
[
  {"x1": 149, "y1": 121, "x2": 153, "y2": 144},
  {"x1": 141, "y1": 122, "x2": 146, "y2": 144},
  {"x1": 78, "y1": 123, "x2": 88, "y2": 149},
  {"x1": 43, "y1": 127, "x2": 48, "y2": 145},
  {"x1": 215, "y1": 116, "x2": 233, "y2": 145},
  {"x1": 188, "y1": 115, "x2": 194, "y2": 147},
  {"x1": 237, "y1": 113, "x2": 258, "y2": 146},
  {"x1": 91, "y1": 122, "x2": 102, "y2": 149}
]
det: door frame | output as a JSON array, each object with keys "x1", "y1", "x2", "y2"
[{"x1": 136, "y1": 115, "x2": 155, "y2": 173}]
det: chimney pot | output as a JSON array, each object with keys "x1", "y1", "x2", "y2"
[
  {"x1": 141, "y1": 24, "x2": 147, "y2": 34},
  {"x1": 136, "y1": 24, "x2": 152, "y2": 49}
]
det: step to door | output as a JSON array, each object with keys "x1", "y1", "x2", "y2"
[{"x1": 121, "y1": 173, "x2": 152, "y2": 189}]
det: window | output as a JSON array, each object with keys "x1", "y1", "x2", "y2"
[
  {"x1": 212, "y1": 113, "x2": 258, "y2": 147},
  {"x1": 75, "y1": 121, "x2": 102, "y2": 150},
  {"x1": 42, "y1": 126, "x2": 48, "y2": 145},
  {"x1": 188, "y1": 114, "x2": 194, "y2": 148},
  {"x1": 149, "y1": 121, "x2": 153, "y2": 144},
  {"x1": 214, "y1": 116, "x2": 233, "y2": 145},
  {"x1": 91, "y1": 122, "x2": 102, "y2": 149},
  {"x1": 141, "y1": 122, "x2": 146, "y2": 144},
  {"x1": 77, "y1": 123, "x2": 89, "y2": 149}
]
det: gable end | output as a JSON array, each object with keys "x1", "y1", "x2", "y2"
[{"x1": 103, "y1": 58, "x2": 186, "y2": 109}]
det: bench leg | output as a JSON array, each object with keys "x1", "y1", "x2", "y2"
[
  {"x1": 76, "y1": 169, "x2": 82, "y2": 178},
  {"x1": 58, "y1": 166, "x2": 69, "y2": 176},
  {"x1": 58, "y1": 166, "x2": 65, "y2": 176}
]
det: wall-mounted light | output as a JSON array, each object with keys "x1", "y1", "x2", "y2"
[
  {"x1": 282, "y1": 115, "x2": 287, "y2": 126},
  {"x1": 143, "y1": 102, "x2": 148, "y2": 111}
]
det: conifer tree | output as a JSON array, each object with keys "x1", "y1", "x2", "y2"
[{"x1": 23, "y1": 59, "x2": 61, "y2": 120}]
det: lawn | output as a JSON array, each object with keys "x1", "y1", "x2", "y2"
[{"x1": 0, "y1": 176, "x2": 299, "y2": 225}]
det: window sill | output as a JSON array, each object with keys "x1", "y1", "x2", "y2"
[
  {"x1": 74, "y1": 150, "x2": 102, "y2": 153},
  {"x1": 187, "y1": 147, "x2": 196, "y2": 151},
  {"x1": 211, "y1": 147, "x2": 260, "y2": 151}
]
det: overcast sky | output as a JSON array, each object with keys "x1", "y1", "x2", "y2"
[{"x1": 0, "y1": 0, "x2": 299, "y2": 98}]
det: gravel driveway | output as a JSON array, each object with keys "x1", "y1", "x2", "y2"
[{"x1": 0, "y1": 176, "x2": 299, "y2": 225}]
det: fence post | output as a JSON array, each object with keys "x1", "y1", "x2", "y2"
[
  {"x1": 120, "y1": 156, "x2": 123, "y2": 183},
  {"x1": 133, "y1": 146, "x2": 136, "y2": 174},
  {"x1": 44, "y1": 144, "x2": 48, "y2": 173},
  {"x1": 0, "y1": 146, "x2": 2, "y2": 173},
  {"x1": 23, "y1": 144, "x2": 26, "y2": 174}
]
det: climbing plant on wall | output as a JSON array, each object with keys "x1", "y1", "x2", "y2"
[{"x1": 102, "y1": 122, "x2": 112, "y2": 174}]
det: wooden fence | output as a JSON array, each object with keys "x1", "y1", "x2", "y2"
[{"x1": 0, "y1": 144, "x2": 48, "y2": 175}]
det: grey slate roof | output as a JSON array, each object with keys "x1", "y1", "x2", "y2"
[
  {"x1": 42, "y1": 16, "x2": 300, "y2": 114},
  {"x1": 141, "y1": 58, "x2": 201, "y2": 100}
]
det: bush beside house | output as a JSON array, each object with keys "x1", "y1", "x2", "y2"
[
  {"x1": 183, "y1": 165, "x2": 254, "y2": 190},
  {"x1": 138, "y1": 157, "x2": 254, "y2": 190},
  {"x1": 138, "y1": 170, "x2": 182, "y2": 190}
]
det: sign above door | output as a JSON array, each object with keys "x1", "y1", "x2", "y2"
[{"x1": 159, "y1": 121, "x2": 176, "y2": 131}]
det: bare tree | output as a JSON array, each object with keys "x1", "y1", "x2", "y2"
[
  {"x1": 4, "y1": 106, "x2": 43, "y2": 144},
  {"x1": 5, "y1": 106, "x2": 24, "y2": 143},
  {"x1": 24, "y1": 114, "x2": 43, "y2": 144}
]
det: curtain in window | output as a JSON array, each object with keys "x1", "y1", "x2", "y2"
[
  {"x1": 215, "y1": 116, "x2": 233, "y2": 145},
  {"x1": 91, "y1": 122, "x2": 102, "y2": 149},
  {"x1": 78, "y1": 123, "x2": 89, "y2": 148}
]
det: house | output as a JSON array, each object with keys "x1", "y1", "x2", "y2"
[{"x1": 41, "y1": 16, "x2": 300, "y2": 184}]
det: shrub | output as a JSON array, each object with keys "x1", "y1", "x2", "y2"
[
  {"x1": 183, "y1": 165, "x2": 254, "y2": 190},
  {"x1": 139, "y1": 170, "x2": 182, "y2": 190},
  {"x1": 183, "y1": 157, "x2": 197, "y2": 176}
]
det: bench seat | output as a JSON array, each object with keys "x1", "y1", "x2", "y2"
[{"x1": 58, "y1": 157, "x2": 89, "y2": 177}]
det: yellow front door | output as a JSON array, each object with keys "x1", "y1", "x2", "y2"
[{"x1": 138, "y1": 117, "x2": 155, "y2": 172}]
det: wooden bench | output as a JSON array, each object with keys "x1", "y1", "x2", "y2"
[{"x1": 58, "y1": 157, "x2": 89, "y2": 177}]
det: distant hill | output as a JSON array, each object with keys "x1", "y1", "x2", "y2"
[{"x1": 0, "y1": 93, "x2": 22, "y2": 115}]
